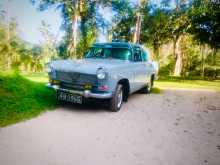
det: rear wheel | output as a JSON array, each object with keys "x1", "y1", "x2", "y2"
[
  {"x1": 109, "y1": 84, "x2": 123, "y2": 112},
  {"x1": 143, "y1": 75, "x2": 154, "y2": 94}
]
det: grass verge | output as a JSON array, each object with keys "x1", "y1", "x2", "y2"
[
  {"x1": 155, "y1": 79, "x2": 220, "y2": 92},
  {"x1": 0, "y1": 72, "x2": 56, "y2": 127},
  {"x1": 151, "y1": 87, "x2": 162, "y2": 94}
]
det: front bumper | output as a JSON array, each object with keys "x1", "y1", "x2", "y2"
[{"x1": 46, "y1": 83, "x2": 112, "y2": 99}]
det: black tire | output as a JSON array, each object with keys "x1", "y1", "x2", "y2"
[{"x1": 109, "y1": 84, "x2": 123, "y2": 112}]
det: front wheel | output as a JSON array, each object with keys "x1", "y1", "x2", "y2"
[{"x1": 109, "y1": 84, "x2": 123, "y2": 112}]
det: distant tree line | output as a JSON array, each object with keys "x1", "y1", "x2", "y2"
[
  {"x1": 0, "y1": 0, "x2": 219, "y2": 79},
  {"x1": 0, "y1": 15, "x2": 57, "y2": 72}
]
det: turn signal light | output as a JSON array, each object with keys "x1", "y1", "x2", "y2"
[
  {"x1": 98, "y1": 85, "x2": 109, "y2": 91},
  {"x1": 84, "y1": 84, "x2": 92, "y2": 90},
  {"x1": 49, "y1": 79, "x2": 60, "y2": 85}
]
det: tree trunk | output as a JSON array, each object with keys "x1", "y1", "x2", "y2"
[
  {"x1": 212, "y1": 48, "x2": 217, "y2": 66},
  {"x1": 133, "y1": 0, "x2": 142, "y2": 43},
  {"x1": 173, "y1": 36, "x2": 182, "y2": 76},
  {"x1": 67, "y1": 0, "x2": 80, "y2": 58},
  {"x1": 133, "y1": 12, "x2": 141, "y2": 43},
  {"x1": 200, "y1": 44, "x2": 205, "y2": 79},
  {"x1": 153, "y1": 45, "x2": 160, "y2": 61},
  {"x1": 72, "y1": 13, "x2": 78, "y2": 58}
]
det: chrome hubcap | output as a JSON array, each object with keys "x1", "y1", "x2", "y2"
[
  {"x1": 117, "y1": 89, "x2": 123, "y2": 108},
  {"x1": 148, "y1": 81, "x2": 152, "y2": 92}
]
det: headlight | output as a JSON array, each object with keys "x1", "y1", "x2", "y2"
[{"x1": 97, "y1": 68, "x2": 106, "y2": 80}]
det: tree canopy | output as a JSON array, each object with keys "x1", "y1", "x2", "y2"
[{"x1": 0, "y1": 0, "x2": 219, "y2": 79}]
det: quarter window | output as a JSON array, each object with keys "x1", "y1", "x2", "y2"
[
  {"x1": 141, "y1": 49, "x2": 149, "y2": 61},
  {"x1": 133, "y1": 47, "x2": 142, "y2": 62}
]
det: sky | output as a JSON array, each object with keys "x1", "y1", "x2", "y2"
[
  {"x1": 0, "y1": 0, "x2": 166, "y2": 45},
  {"x1": 0, "y1": 0, "x2": 64, "y2": 44}
]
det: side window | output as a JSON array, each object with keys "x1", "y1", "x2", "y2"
[
  {"x1": 141, "y1": 49, "x2": 149, "y2": 62},
  {"x1": 133, "y1": 47, "x2": 142, "y2": 62}
]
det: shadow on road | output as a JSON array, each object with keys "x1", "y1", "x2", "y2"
[
  {"x1": 57, "y1": 98, "x2": 110, "y2": 113},
  {"x1": 56, "y1": 92, "x2": 147, "y2": 113}
]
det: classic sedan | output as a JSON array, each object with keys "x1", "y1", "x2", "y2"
[{"x1": 46, "y1": 42, "x2": 158, "y2": 112}]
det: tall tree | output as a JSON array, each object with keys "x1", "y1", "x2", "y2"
[
  {"x1": 110, "y1": 0, "x2": 135, "y2": 41},
  {"x1": 141, "y1": 7, "x2": 170, "y2": 60},
  {"x1": 169, "y1": 0, "x2": 190, "y2": 76},
  {"x1": 39, "y1": 21, "x2": 58, "y2": 63},
  {"x1": 188, "y1": 0, "x2": 220, "y2": 65}
]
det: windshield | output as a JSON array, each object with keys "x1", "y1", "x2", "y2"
[{"x1": 86, "y1": 47, "x2": 132, "y2": 60}]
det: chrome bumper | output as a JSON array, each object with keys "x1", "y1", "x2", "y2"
[{"x1": 46, "y1": 83, "x2": 112, "y2": 99}]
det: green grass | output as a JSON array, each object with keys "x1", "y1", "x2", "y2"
[
  {"x1": 151, "y1": 87, "x2": 162, "y2": 94},
  {"x1": 0, "y1": 72, "x2": 56, "y2": 127},
  {"x1": 22, "y1": 72, "x2": 48, "y2": 83},
  {"x1": 155, "y1": 78, "x2": 220, "y2": 92}
]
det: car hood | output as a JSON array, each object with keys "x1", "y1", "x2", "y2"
[{"x1": 50, "y1": 58, "x2": 130, "y2": 74}]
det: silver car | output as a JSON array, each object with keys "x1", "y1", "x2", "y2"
[{"x1": 47, "y1": 42, "x2": 158, "y2": 112}]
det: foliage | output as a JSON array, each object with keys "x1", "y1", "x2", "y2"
[
  {"x1": 32, "y1": 0, "x2": 111, "y2": 58},
  {"x1": 110, "y1": 0, "x2": 136, "y2": 41},
  {"x1": 141, "y1": 7, "x2": 171, "y2": 60},
  {"x1": 0, "y1": 0, "x2": 219, "y2": 79},
  {"x1": 0, "y1": 72, "x2": 56, "y2": 127},
  {"x1": 188, "y1": 0, "x2": 220, "y2": 49}
]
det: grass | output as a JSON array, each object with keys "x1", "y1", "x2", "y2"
[
  {"x1": 0, "y1": 72, "x2": 56, "y2": 127},
  {"x1": 22, "y1": 72, "x2": 48, "y2": 83},
  {"x1": 155, "y1": 78, "x2": 220, "y2": 92},
  {"x1": 151, "y1": 87, "x2": 162, "y2": 94}
]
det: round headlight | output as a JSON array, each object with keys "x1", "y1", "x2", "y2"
[{"x1": 97, "y1": 68, "x2": 106, "y2": 79}]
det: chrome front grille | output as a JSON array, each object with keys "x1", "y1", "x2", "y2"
[
  {"x1": 56, "y1": 71, "x2": 97, "y2": 87},
  {"x1": 56, "y1": 71, "x2": 73, "y2": 82}
]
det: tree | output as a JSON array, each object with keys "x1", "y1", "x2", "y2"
[
  {"x1": 163, "y1": 0, "x2": 190, "y2": 76},
  {"x1": 109, "y1": 0, "x2": 135, "y2": 41},
  {"x1": 188, "y1": 0, "x2": 220, "y2": 65},
  {"x1": 39, "y1": 20, "x2": 58, "y2": 63},
  {"x1": 32, "y1": 0, "x2": 112, "y2": 58},
  {"x1": 141, "y1": 7, "x2": 170, "y2": 60}
]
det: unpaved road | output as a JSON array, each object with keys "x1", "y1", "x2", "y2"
[{"x1": 0, "y1": 89, "x2": 220, "y2": 165}]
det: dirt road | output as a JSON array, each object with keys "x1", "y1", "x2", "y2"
[{"x1": 0, "y1": 89, "x2": 220, "y2": 165}]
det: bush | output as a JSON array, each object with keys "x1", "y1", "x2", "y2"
[{"x1": 204, "y1": 67, "x2": 220, "y2": 80}]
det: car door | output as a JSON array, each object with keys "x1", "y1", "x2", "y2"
[
  {"x1": 140, "y1": 48, "x2": 152, "y2": 85},
  {"x1": 132, "y1": 46, "x2": 145, "y2": 91}
]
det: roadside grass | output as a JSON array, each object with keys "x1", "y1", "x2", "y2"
[
  {"x1": 155, "y1": 79, "x2": 220, "y2": 92},
  {"x1": 22, "y1": 72, "x2": 48, "y2": 83},
  {"x1": 0, "y1": 72, "x2": 56, "y2": 127},
  {"x1": 151, "y1": 87, "x2": 162, "y2": 94}
]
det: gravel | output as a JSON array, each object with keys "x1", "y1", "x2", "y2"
[{"x1": 0, "y1": 89, "x2": 220, "y2": 165}]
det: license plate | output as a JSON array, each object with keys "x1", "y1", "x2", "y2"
[{"x1": 57, "y1": 91, "x2": 82, "y2": 104}]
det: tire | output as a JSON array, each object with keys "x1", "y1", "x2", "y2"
[
  {"x1": 109, "y1": 84, "x2": 123, "y2": 112},
  {"x1": 143, "y1": 76, "x2": 154, "y2": 94}
]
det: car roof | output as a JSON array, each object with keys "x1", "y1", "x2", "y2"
[{"x1": 92, "y1": 42, "x2": 142, "y2": 49}]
